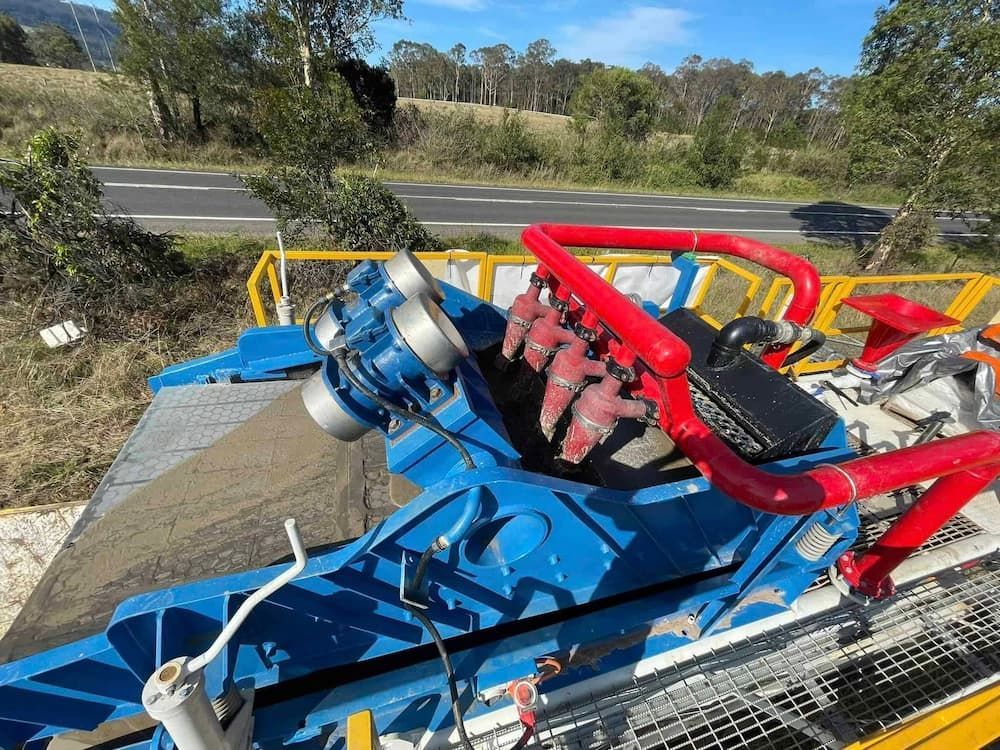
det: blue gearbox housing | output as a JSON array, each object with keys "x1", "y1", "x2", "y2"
[{"x1": 301, "y1": 249, "x2": 519, "y2": 487}]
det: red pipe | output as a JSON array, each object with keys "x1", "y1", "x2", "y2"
[
  {"x1": 837, "y1": 464, "x2": 1000, "y2": 597},
  {"x1": 517, "y1": 223, "x2": 1000, "y2": 596},
  {"x1": 525, "y1": 224, "x2": 822, "y2": 367}
]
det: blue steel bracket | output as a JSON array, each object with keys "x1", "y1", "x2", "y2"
[
  {"x1": 148, "y1": 325, "x2": 322, "y2": 393},
  {"x1": 399, "y1": 551, "x2": 431, "y2": 609}
]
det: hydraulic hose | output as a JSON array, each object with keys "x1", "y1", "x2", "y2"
[
  {"x1": 403, "y1": 603, "x2": 476, "y2": 750},
  {"x1": 706, "y1": 316, "x2": 797, "y2": 369}
]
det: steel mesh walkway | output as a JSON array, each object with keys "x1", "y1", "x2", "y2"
[{"x1": 469, "y1": 556, "x2": 1000, "y2": 750}]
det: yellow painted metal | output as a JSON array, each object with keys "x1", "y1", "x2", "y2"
[
  {"x1": 345, "y1": 709, "x2": 379, "y2": 750},
  {"x1": 845, "y1": 680, "x2": 1000, "y2": 750},
  {"x1": 245, "y1": 249, "x2": 1000, "y2": 374}
]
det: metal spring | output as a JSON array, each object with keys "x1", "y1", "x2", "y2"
[
  {"x1": 795, "y1": 522, "x2": 840, "y2": 562},
  {"x1": 212, "y1": 682, "x2": 244, "y2": 724}
]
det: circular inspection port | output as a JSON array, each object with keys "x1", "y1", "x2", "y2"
[{"x1": 464, "y1": 512, "x2": 550, "y2": 568}]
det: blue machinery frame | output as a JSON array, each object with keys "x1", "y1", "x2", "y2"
[{"x1": 0, "y1": 259, "x2": 859, "y2": 750}]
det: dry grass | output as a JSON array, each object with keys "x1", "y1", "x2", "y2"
[
  {"x1": 398, "y1": 97, "x2": 571, "y2": 134},
  {"x1": 0, "y1": 240, "x2": 261, "y2": 510}
]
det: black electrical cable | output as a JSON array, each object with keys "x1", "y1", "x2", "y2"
[
  {"x1": 403, "y1": 603, "x2": 476, "y2": 750},
  {"x1": 331, "y1": 349, "x2": 476, "y2": 471},
  {"x1": 304, "y1": 294, "x2": 479, "y2": 747},
  {"x1": 302, "y1": 293, "x2": 336, "y2": 358}
]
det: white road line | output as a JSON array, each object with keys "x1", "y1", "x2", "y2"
[
  {"x1": 106, "y1": 213, "x2": 276, "y2": 221},
  {"x1": 395, "y1": 193, "x2": 894, "y2": 217},
  {"x1": 415, "y1": 222, "x2": 986, "y2": 237},
  {"x1": 92, "y1": 165, "x2": 236, "y2": 176},
  {"x1": 104, "y1": 182, "x2": 245, "y2": 191},
  {"x1": 385, "y1": 180, "x2": 902, "y2": 211},
  {"x1": 102, "y1": 214, "x2": 985, "y2": 236},
  {"x1": 99, "y1": 180, "x2": 983, "y2": 223}
]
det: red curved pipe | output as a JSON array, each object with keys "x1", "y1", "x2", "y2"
[
  {"x1": 518, "y1": 223, "x2": 1000, "y2": 594},
  {"x1": 527, "y1": 224, "x2": 822, "y2": 367}
]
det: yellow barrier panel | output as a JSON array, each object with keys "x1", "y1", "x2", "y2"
[
  {"x1": 845, "y1": 680, "x2": 1000, "y2": 750},
  {"x1": 247, "y1": 249, "x2": 489, "y2": 326},
  {"x1": 246, "y1": 249, "x2": 1000, "y2": 377},
  {"x1": 346, "y1": 710, "x2": 379, "y2": 750}
]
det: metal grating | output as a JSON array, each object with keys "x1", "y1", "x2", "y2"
[
  {"x1": 467, "y1": 557, "x2": 1000, "y2": 750},
  {"x1": 690, "y1": 385, "x2": 764, "y2": 457}
]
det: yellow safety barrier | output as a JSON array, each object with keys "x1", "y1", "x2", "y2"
[
  {"x1": 845, "y1": 680, "x2": 1000, "y2": 750},
  {"x1": 246, "y1": 249, "x2": 1000, "y2": 376}
]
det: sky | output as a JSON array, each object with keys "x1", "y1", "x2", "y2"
[
  {"x1": 371, "y1": 0, "x2": 884, "y2": 75},
  {"x1": 90, "y1": 0, "x2": 884, "y2": 76}
]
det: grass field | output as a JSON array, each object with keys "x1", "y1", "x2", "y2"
[{"x1": 398, "y1": 96, "x2": 572, "y2": 133}]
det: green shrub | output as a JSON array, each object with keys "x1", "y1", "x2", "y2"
[
  {"x1": 688, "y1": 99, "x2": 748, "y2": 189},
  {"x1": 478, "y1": 111, "x2": 541, "y2": 171},
  {"x1": 788, "y1": 149, "x2": 848, "y2": 185},
  {"x1": 0, "y1": 128, "x2": 185, "y2": 320},
  {"x1": 332, "y1": 174, "x2": 442, "y2": 251}
]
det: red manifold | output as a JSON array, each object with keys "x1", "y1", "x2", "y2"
[{"x1": 506, "y1": 223, "x2": 1000, "y2": 600}]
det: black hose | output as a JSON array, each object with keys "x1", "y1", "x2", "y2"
[
  {"x1": 783, "y1": 329, "x2": 827, "y2": 366},
  {"x1": 331, "y1": 349, "x2": 476, "y2": 471},
  {"x1": 302, "y1": 293, "x2": 335, "y2": 358},
  {"x1": 404, "y1": 603, "x2": 476, "y2": 750},
  {"x1": 707, "y1": 316, "x2": 785, "y2": 369},
  {"x1": 305, "y1": 295, "x2": 479, "y2": 748}
]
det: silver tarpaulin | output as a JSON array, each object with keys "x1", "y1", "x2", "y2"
[{"x1": 862, "y1": 327, "x2": 1000, "y2": 430}]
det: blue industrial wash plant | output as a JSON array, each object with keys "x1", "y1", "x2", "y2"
[{"x1": 0, "y1": 250, "x2": 859, "y2": 750}]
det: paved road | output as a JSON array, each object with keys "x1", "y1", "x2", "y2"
[{"x1": 92, "y1": 165, "x2": 984, "y2": 242}]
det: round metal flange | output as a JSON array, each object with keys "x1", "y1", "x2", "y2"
[
  {"x1": 383, "y1": 248, "x2": 443, "y2": 302},
  {"x1": 300, "y1": 368, "x2": 370, "y2": 442},
  {"x1": 391, "y1": 294, "x2": 469, "y2": 375}
]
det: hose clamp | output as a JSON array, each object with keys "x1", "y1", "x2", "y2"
[
  {"x1": 573, "y1": 321, "x2": 598, "y2": 342},
  {"x1": 525, "y1": 340, "x2": 559, "y2": 357},
  {"x1": 605, "y1": 356, "x2": 637, "y2": 383},
  {"x1": 549, "y1": 297, "x2": 569, "y2": 313},
  {"x1": 529, "y1": 272, "x2": 547, "y2": 289},
  {"x1": 547, "y1": 372, "x2": 586, "y2": 391},
  {"x1": 816, "y1": 462, "x2": 858, "y2": 503},
  {"x1": 507, "y1": 311, "x2": 532, "y2": 329}
]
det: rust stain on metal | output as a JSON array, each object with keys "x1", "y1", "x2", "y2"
[
  {"x1": 570, "y1": 612, "x2": 700, "y2": 670},
  {"x1": 716, "y1": 586, "x2": 788, "y2": 630}
]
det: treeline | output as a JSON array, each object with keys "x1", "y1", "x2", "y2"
[
  {"x1": 388, "y1": 41, "x2": 847, "y2": 149},
  {"x1": 0, "y1": 13, "x2": 92, "y2": 69}
]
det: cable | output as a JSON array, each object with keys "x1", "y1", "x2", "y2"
[
  {"x1": 332, "y1": 349, "x2": 476, "y2": 471},
  {"x1": 404, "y1": 603, "x2": 476, "y2": 750},
  {"x1": 302, "y1": 293, "x2": 335, "y2": 358},
  {"x1": 305, "y1": 293, "x2": 479, "y2": 747}
]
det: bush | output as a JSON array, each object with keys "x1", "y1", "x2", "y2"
[
  {"x1": 478, "y1": 111, "x2": 541, "y2": 171},
  {"x1": 688, "y1": 100, "x2": 748, "y2": 189},
  {"x1": 788, "y1": 149, "x2": 848, "y2": 185},
  {"x1": 332, "y1": 174, "x2": 442, "y2": 252},
  {"x1": 0, "y1": 128, "x2": 186, "y2": 323}
]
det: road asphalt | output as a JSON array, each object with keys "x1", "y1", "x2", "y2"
[{"x1": 90, "y1": 165, "x2": 984, "y2": 243}]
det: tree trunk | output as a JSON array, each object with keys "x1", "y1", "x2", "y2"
[
  {"x1": 864, "y1": 139, "x2": 953, "y2": 272},
  {"x1": 191, "y1": 93, "x2": 205, "y2": 140},
  {"x1": 146, "y1": 76, "x2": 172, "y2": 140}
]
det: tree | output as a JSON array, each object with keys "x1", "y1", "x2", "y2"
[
  {"x1": 0, "y1": 13, "x2": 35, "y2": 65},
  {"x1": 29, "y1": 23, "x2": 87, "y2": 69},
  {"x1": 521, "y1": 38, "x2": 554, "y2": 111},
  {"x1": 845, "y1": 0, "x2": 1000, "y2": 271},
  {"x1": 114, "y1": 0, "x2": 229, "y2": 140},
  {"x1": 250, "y1": 0, "x2": 402, "y2": 89},
  {"x1": 688, "y1": 97, "x2": 748, "y2": 189},
  {"x1": 571, "y1": 67, "x2": 657, "y2": 140},
  {"x1": 448, "y1": 42, "x2": 465, "y2": 101}
]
